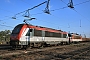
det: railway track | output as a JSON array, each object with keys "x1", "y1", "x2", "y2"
[
  {"x1": 30, "y1": 46, "x2": 90, "y2": 60},
  {"x1": 56, "y1": 46, "x2": 90, "y2": 60},
  {"x1": 0, "y1": 44, "x2": 11, "y2": 50},
  {"x1": 0, "y1": 42, "x2": 90, "y2": 60}
]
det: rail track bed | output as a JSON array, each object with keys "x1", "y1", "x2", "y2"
[{"x1": 0, "y1": 42, "x2": 90, "y2": 60}]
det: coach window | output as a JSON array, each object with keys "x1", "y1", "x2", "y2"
[
  {"x1": 63, "y1": 34, "x2": 67, "y2": 38},
  {"x1": 57, "y1": 33, "x2": 61, "y2": 38},
  {"x1": 52, "y1": 32, "x2": 55, "y2": 37},
  {"x1": 45, "y1": 31, "x2": 50, "y2": 37},
  {"x1": 50, "y1": 32, "x2": 53, "y2": 37},
  {"x1": 34, "y1": 29, "x2": 42, "y2": 36}
]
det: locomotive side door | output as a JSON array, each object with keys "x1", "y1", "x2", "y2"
[{"x1": 26, "y1": 28, "x2": 33, "y2": 45}]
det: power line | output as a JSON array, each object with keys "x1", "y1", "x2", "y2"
[
  {"x1": 74, "y1": 0, "x2": 90, "y2": 6},
  {"x1": 59, "y1": 0, "x2": 90, "y2": 32},
  {"x1": 50, "y1": 6, "x2": 67, "y2": 11},
  {"x1": 12, "y1": 0, "x2": 90, "y2": 19},
  {"x1": 36, "y1": 13, "x2": 71, "y2": 29},
  {"x1": 72, "y1": 9, "x2": 90, "y2": 22},
  {"x1": 0, "y1": 8, "x2": 15, "y2": 19},
  {"x1": 61, "y1": 0, "x2": 90, "y2": 6},
  {"x1": 20, "y1": 0, "x2": 32, "y2": 6},
  {"x1": 11, "y1": 1, "x2": 47, "y2": 20},
  {"x1": 60, "y1": 0, "x2": 90, "y2": 22},
  {"x1": 14, "y1": 1, "x2": 47, "y2": 16},
  {"x1": 0, "y1": 8, "x2": 14, "y2": 14},
  {"x1": 0, "y1": 0, "x2": 90, "y2": 25},
  {"x1": 19, "y1": 0, "x2": 90, "y2": 15},
  {"x1": 0, "y1": 24, "x2": 13, "y2": 28},
  {"x1": 0, "y1": 0, "x2": 89, "y2": 33},
  {"x1": 48, "y1": 0, "x2": 90, "y2": 12},
  {"x1": 48, "y1": 14, "x2": 75, "y2": 30},
  {"x1": 0, "y1": 0, "x2": 90, "y2": 20},
  {"x1": 36, "y1": 18, "x2": 65, "y2": 30},
  {"x1": 1, "y1": 1, "x2": 89, "y2": 21}
]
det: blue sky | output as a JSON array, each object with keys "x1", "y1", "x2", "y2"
[{"x1": 0, "y1": 0, "x2": 90, "y2": 37}]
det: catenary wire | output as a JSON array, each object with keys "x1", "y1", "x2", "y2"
[
  {"x1": 0, "y1": 0, "x2": 90, "y2": 20},
  {"x1": 0, "y1": 0, "x2": 90, "y2": 29},
  {"x1": 0, "y1": 24, "x2": 13, "y2": 28},
  {"x1": 60, "y1": 0, "x2": 90, "y2": 22},
  {"x1": 12, "y1": 0, "x2": 90, "y2": 16},
  {"x1": 60, "y1": 0, "x2": 90, "y2": 34},
  {"x1": 72, "y1": 9, "x2": 90, "y2": 22}
]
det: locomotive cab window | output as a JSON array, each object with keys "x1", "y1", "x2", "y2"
[{"x1": 12, "y1": 24, "x2": 23, "y2": 34}]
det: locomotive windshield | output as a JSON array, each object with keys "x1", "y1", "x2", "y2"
[{"x1": 12, "y1": 24, "x2": 23, "y2": 34}]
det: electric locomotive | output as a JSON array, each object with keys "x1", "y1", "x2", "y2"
[
  {"x1": 70, "y1": 33, "x2": 82, "y2": 43},
  {"x1": 10, "y1": 23, "x2": 70, "y2": 49}
]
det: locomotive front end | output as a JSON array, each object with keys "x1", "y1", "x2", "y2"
[
  {"x1": 10, "y1": 34, "x2": 19, "y2": 46},
  {"x1": 10, "y1": 24, "x2": 23, "y2": 47}
]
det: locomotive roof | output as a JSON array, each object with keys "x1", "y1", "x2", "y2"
[
  {"x1": 70, "y1": 33, "x2": 81, "y2": 37},
  {"x1": 17, "y1": 23, "x2": 67, "y2": 34}
]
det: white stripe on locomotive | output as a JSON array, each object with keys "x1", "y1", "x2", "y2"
[{"x1": 19, "y1": 28, "x2": 30, "y2": 45}]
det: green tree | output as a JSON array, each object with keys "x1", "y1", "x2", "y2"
[{"x1": 0, "y1": 30, "x2": 11, "y2": 44}]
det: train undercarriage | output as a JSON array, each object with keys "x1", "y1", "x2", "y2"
[{"x1": 10, "y1": 40, "x2": 72, "y2": 50}]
